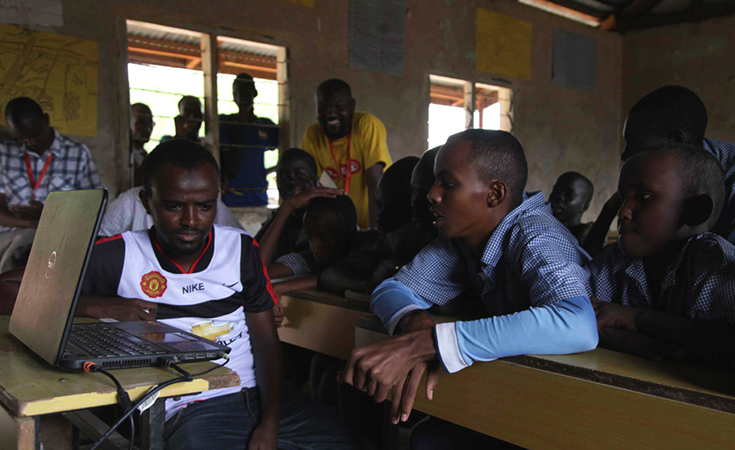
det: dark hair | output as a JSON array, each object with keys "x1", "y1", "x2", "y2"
[
  {"x1": 558, "y1": 171, "x2": 594, "y2": 204},
  {"x1": 143, "y1": 139, "x2": 220, "y2": 194},
  {"x1": 305, "y1": 195, "x2": 357, "y2": 231},
  {"x1": 233, "y1": 73, "x2": 257, "y2": 97},
  {"x1": 448, "y1": 129, "x2": 528, "y2": 209},
  {"x1": 278, "y1": 148, "x2": 318, "y2": 176},
  {"x1": 629, "y1": 86, "x2": 708, "y2": 142},
  {"x1": 5, "y1": 97, "x2": 44, "y2": 123},
  {"x1": 637, "y1": 143, "x2": 725, "y2": 228},
  {"x1": 178, "y1": 96, "x2": 201, "y2": 111},
  {"x1": 381, "y1": 156, "x2": 420, "y2": 200},
  {"x1": 317, "y1": 79, "x2": 353, "y2": 98}
]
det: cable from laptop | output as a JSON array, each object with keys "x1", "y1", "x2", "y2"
[
  {"x1": 87, "y1": 352, "x2": 230, "y2": 450},
  {"x1": 83, "y1": 362, "x2": 135, "y2": 450}
]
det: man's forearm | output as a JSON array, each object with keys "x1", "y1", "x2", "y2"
[
  {"x1": 371, "y1": 278, "x2": 434, "y2": 335},
  {"x1": 437, "y1": 296, "x2": 598, "y2": 373}
]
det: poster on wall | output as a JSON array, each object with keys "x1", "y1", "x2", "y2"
[
  {"x1": 349, "y1": 0, "x2": 405, "y2": 76},
  {"x1": 552, "y1": 29, "x2": 597, "y2": 90},
  {"x1": 476, "y1": 8, "x2": 532, "y2": 80},
  {"x1": 0, "y1": 24, "x2": 98, "y2": 136},
  {"x1": 0, "y1": 0, "x2": 63, "y2": 27}
]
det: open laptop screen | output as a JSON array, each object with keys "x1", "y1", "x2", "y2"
[{"x1": 9, "y1": 189, "x2": 107, "y2": 365}]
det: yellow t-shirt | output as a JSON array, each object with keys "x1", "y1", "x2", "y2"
[{"x1": 302, "y1": 112, "x2": 392, "y2": 229}]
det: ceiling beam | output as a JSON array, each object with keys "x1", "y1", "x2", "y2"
[
  {"x1": 614, "y1": 1, "x2": 735, "y2": 32},
  {"x1": 601, "y1": 0, "x2": 664, "y2": 31},
  {"x1": 522, "y1": 0, "x2": 608, "y2": 19}
]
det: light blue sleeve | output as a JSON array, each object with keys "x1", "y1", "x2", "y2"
[
  {"x1": 371, "y1": 278, "x2": 434, "y2": 335},
  {"x1": 434, "y1": 296, "x2": 598, "y2": 373}
]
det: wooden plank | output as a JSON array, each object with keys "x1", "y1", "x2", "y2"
[
  {"x1": 277, "y1": 292, "x2": 368, "y2": 360},
  {"x1": 200, "y1": 33, "x2": 220, "y2": 165},
  {"x1": 355, "y1": 324, "x2": 735, "y2": 450},
  {"x1": 0, "y1": 402, "x2": 37, "y2": 450}
]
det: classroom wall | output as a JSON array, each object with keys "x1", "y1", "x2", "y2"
[
  {"x1": 28, "y1": 0, "x2": 624, "y2": 221},
  {"x1": 622, "y1": 14, "x2": 735, "y2": 145}
]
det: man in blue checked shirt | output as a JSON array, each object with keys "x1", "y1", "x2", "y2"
[
  {"x1": 338, "y1": 129, "x2": 598, "y2": 447},
  {"x1": 0, "y1": 97, "x2": 101, "y2": 271}
]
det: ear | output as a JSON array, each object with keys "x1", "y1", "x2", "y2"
[
  {"x1": 43, "y1": 113, "x2": 50, "y2": 127},
  {"x1": 682, "y1": 194, "x2": 714, "y2": 228},
  {"x1": 581, "y1": 200, "x2": 590, "y2": 213},
  {"x1": 486, "y1": 181, "x2": 507, "y2": 208},
  {"x1": 139, "y1": 188, "x2": 152, "y2": 215},
  {"x1": 668, "y1": 129, "x2": 685, "y2": 144},
  {"x1": 348, "y1": 98, "x2": 356, "y2": 113}
]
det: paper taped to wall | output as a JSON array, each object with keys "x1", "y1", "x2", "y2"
[{"x1": 476, "y1": 8, "x2": 532, "y2": 80}]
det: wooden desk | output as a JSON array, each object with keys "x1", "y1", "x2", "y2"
[
  {"x1": 277, "y1": 290, "x2": 371, "y2": 360},
  {"x1": 356, "y1": 314, "x2": 735, "y2": 450},
  {"x1": 0, "y1": 316, "x2": 240, "y2": 450}
]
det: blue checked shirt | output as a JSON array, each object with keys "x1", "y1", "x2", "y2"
[
  {"x1": 0, "y1": 129, "x2": 102, "y2": 232},
  {"x1": 372, "y1": 191, "x2": 598, "y2": 373},
  {"x1": 704, "y1": 138, "x2": 735, "y2": 244},
  {"x1": 587, "y1": 233, "x2": 735, "y2": 325}
]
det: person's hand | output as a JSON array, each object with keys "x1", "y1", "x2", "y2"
[
  {"x1": 248, "y1": 422, "x2": 278, "y2": 450},
  {"x1": 368, "y1": 259, "x2": 401, "y2": 291},
  {"x1": 338, "y1": 327, "x2": 438, "y2": 423},
  {"x1": 282, "y1": 186, "x2": 343, "y2": 212},
  {"x1": 591, "y1": 298, "x2": 643, "y2": 331},
  {"x1": 77, "y1": 297, "x2": 158, "y2": 321},
  {"x1": 598, "y1": 327, "x2": 688, "y2": 362},
  {"x1": 273, "y1": 303, "x2": 284, "y2": 328},
  {"x1": 10, "y1": 200, "x2": 43, "y2": 221}
]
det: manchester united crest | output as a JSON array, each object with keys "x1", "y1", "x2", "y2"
[{"x1": 140, "y1": 271, "x2": 167, "y2": 298}]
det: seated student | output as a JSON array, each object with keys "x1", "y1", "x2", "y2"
[
  {"x1": 319, "y1": 150, "x2": 438, "y2": 295},
  {"x1": 374, "y1": 156, "x2": 419, "y2": 233},
  {"x1": 254, "y1": 148, "x2": 320, "y2": 261},
  {"x1": 0, "y1": 140, "x2": 356, "y2": 449},
  {"x1": 262, "y1": 194, "x2": 378, "y2": 294},
  {"x1": 584, "y1": 85, "x2": 735, "y2": 257},
  {"x1": 0, "y1": 97, "x2": 102, "y2": 272},
  {"x1": 98, "y1": 183, "x2": 243, "y2": 236},
  {"x1": 549, "y1": 171, "x2": 594, "y2": 244},
  {"x1": 338, "y1": 130, "x2": 597, "y2": 448},
  {"x1": 587, "y1": 144, "x2": 735, "y2": 367}
]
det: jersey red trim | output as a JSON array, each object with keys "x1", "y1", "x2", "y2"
[
  {"x1": 252, "y1": 239, "x2": 279, "y2": 305},
  {"x1": 152, "y1": 230, "x2": 213, "y2": 275},
  {"x1": 95, "y1": 234, "x2": 122, "y2": 245}
]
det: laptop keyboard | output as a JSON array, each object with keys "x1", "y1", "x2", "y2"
[{"x1": 68, "y1": 323, "x2": 168, "y2": 358}]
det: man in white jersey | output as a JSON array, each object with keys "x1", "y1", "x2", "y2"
[{"x1": 0, "y1": 140, "x2": 356, "y2": 449}]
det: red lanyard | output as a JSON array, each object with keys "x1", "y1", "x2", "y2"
[
  {"x1": 25, "y1": 153, "x2": 54, "y2": 199},
  {"x1": 327, "y1": 132, "x2": 352, "y2": 194}
]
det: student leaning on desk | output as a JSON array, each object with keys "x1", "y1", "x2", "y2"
[
  {"x1": 339, "y1": 130, "x2": 599, "y2": 447},
  {"x1": 0, "y1": 140, "x2": 356, "y2": 449}
]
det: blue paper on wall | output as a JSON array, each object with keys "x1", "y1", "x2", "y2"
[
  {"x1": 553, "y1": 29, "x2": 597, "y2": 90},
  {"x1": 349, "y1": 0, "x2": 405, "y2": 76}
]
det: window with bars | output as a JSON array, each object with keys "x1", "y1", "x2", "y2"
[
  {"x1": 428, "y1": 74, "x2": 513, "y2": 149},
  {"x1": 126, "y1": 20, "x2": 286, "y2": 206}
]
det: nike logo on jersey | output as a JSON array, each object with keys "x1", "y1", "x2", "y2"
[
  {"x1": 223, "y1": 282, "x2": 238, "y2": 288},
  {"x1": 182, "y1": 282, "x2": 205, "y2": 294}
]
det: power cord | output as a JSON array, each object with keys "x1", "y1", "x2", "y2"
[{"x1": 84, "y1": 353, "x2": 230, "y2": 450}]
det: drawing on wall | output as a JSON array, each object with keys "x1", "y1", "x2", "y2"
[
  {"x1": 349, "y1": 0, "x2": 405, "y2": 76},
  {"x1": 0, "y1": 24, "x2": 98, "y2": 136},
  {"x1": 476, "y1": 8, "x2": 532, "y2": 80},
  {"x1": 0, "y1": 0, "x2": 63, "y2": 27}
]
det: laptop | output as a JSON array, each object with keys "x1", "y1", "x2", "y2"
[{"x1": 9, "y1": 189, "x2": 230, "y2": 371}]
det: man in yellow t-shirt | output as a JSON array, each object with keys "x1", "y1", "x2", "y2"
[{"x1": 302, "y1": 79, "x2": 392, "y2": 229}]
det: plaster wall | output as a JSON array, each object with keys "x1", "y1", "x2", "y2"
[
  {"x1": 27, "y1": 0, "x2": 624, "y2": 221},
  {"x1": 622, "y1": 14, "x2": 735, "y2": 144}
]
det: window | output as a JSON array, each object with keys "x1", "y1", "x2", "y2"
[
  {"x1": 428, "y1": 75, "x2": 513, "y2": 149},
  {"x1": 126, "y1": 20, "x2": 286, "y2": 205}
]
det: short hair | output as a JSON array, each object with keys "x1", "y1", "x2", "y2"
[
  {"x1": 233, "y1": 73, "x2": 257, "y2": 97},
  {"x1": 635, "y1": 143, "x2": 725, "y2": 228},
  {"x1": 305, "y1": 195, "x2": 357, "y2": 231},
  {"x1": 316, "y1": 79, "x2": 352, "y2": 98},
  {"x1": 381, "y1": 156, "x2": 420, "y2": 200},
  {"x1": 178, "y1": 96, "x2": 201, "y2": 112},
  {"x1": 278, "y1": 148, "x2": 318, "y2": 176},
  {"x1": 629, "y1": 86, "x2": 708, "y2": 141},
  {"x1": 448, "y1": 129, "x2": 528, "y2": 208},
  {"x1": 143, "y1": 139, "x2": 220, "y2": 194},
  {"x1": 5, "y1": 97, "x2": 44, "y2": 123},
  {"x1": 558, "y1": 171, "x2": 594, "y2": 204}
]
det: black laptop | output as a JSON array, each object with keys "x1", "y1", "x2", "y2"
[{"x1": 9, "y1": 189, "x2": 230, "y2": 371}]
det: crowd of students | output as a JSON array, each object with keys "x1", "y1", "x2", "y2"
[{"x1": 0, "y1": 79, "x2": 732, "y2": 449}]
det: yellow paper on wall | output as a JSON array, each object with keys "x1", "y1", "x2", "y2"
[
  {"x1": 0, "y1": 24, "x2": 98, "y2": 136},
  {"x1": 476, "y1": 8, "x2": 532, "y2": 80},
  {"x1": 282, "y1": 0, "x2": 314, "y2": 6}
]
